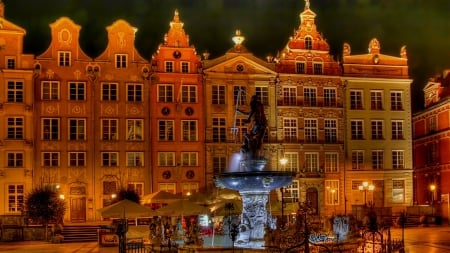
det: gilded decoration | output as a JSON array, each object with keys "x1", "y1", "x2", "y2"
[{"x1": 57, "y1": 28, "x2": 72, "y2": 46}]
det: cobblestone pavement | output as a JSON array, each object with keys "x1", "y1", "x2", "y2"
[{"x1": 0, "y1": 241, "x2": 118, "y2": 253}]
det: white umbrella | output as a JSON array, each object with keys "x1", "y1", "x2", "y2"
[
  {"x1": 141, "y1": 191, "x2": 182, "y2": 205},
  {"x1": 97, "y1": 199, "x2": 157, "y2": 218},
  {"x1": 156, "y1": 199, "x2": 210, "y2": 216}
]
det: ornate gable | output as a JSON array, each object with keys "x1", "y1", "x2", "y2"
[{"x1": 164, "y1": 9, "x2": 190, "y2": 48}]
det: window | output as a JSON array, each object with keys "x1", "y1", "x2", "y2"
[
  {"x1": 325, "y1": 180, "x2": 339, "y2": 205},
  {"x1": 127, "y1": 152, "x2": 144, "y2": 167},
  {"x1": 392, "y1": 150, "x2": 404, "y2": 169},
  {"x1": 313, "y1": 63, "x2": 323, "y2": 75},
  {"x1": 7, "y1": 81, "x2": 23, "y2": 102},
  {"x1": 181, "y1": 85, "x2": 197, "y2": 103},
  {"x1": 351, "y1": 120, "x2": 363, "y2": 140},
  {"x1": 304, "y1": 88, "x2": 317, "y2": 106},
  {"x1": 102, "y1": 152, "x2": 118, "y2": 166},
  {"x1": 158, "y1": 84, "x2": 174, "y2": 102},
  {"x1": 370, "y1": 91, "x2": 383, "y2": 110},
  {"x1": 350, "y1": 90, "x2": 363, "y2": 109},
  {"x1": 372, "y1": 150, "x2": 383, "y2": 170},
  {"x1": 69, "y1": 152, "x2": 86, "y2": 167},
  {"x1": 391, "y1": 120, "x2": 404, "y2": 140},
  {"x1": 181, "y1": 152, "x2": 198, "y2": 166},
  {"x1": 392, "y1": 180, "x2": 405, "y2": 203},
  {"x1": 42, "y1": 81, "x2": 59, "y2": 100},
  {"x1": 181, "y1": 62, "x2": 189, "y2": 73},
  {"x1": 8, "y1": 184, "x2": 24, "y2": 213},
  {"x1": 69, "y1": 82, "x2": 85, "y2": 101},
  {"x1": 6, "y1": 57, "x2": 16, "y2": 69},
  {"x1": 159, "y1": 183, "x2": 176, "y2": 194},
  {"x1": 324, "y1": 119, "x2": 337, "y2": 143},
  {"x1": 115, "y1": 54, "x2": 127, "y2": 68},
  {"x1": 305, "y1": 36, "x2": 313, "y2": 49},
  {"x1": 58, "y1": 51, "x2": 71, "y2": 66},
  {"x1": 128, "y1": 182, "x2": 144, "y2": 196},
  {"x1": 325, "y1": 153, "x2": 338, "y2": 173},
  {"x1": 212, "y1": 118, "x2": 226, "y2": 142},
  {"x1": 127, "y1": 84, "x2": 142, "y2": 102},
  {"x1": 429, "y1": 117, "x2": 436, "y2": 132},
  {"x1": 102, "y1": 83, "x2": 118, "y2": 101},
  {"x1": 255, "y1": 86, "x2": 269, "y2": 105},
  {"x1": 305, "y1": 152, "x2": 319, "y2": 173},
  {"x1": 42, "y1": 152, "x2": 60, "y2": 167},
  {"x1": 296, "y1": 62, "x2": 305, "y2": 74},
  {"x1": 233, "y1": 86, "x2": 246, "y2": 105},
  {"x1": 324, "y1": 88, "x2": 336, "y2": 107},
  {"x1": 212, "y1": 85, "x2": 225, "y2": 105},
  {"x1": 284, "y1": 180, "x2": 299, "y2": 202},
  {"x1": 127, "y1": 119, "x2": 143, "y2": 141},
  {"x1": 390, "y1": 91, "x2": 403, "y2": 111},
  {"x1": 103, "y1": 181, "x2": 117, "y2": 195},
  {"x1": 182, "y1": 183, "x2": 198, "y2": 196},
  {"x1": 283, "y1": 118, "x2": 297, "y2": 142},
  {"x1": 352, "y1": 150, "x2": 364, "y2": 170},
  {"x1": 182, "y1": 120, "x2": 197, "y2": 141},
  {"x1": 283, "y1": 152, "x2": 299, "y2": 173},
  {"x1": 282, "y1": 87, "x2": 297, "y2": 106},
  {"x1": 371, "y1": 120, "x2": 383, "y2": 140},
  {"x1": 165, "y1": 61, "x2": 174, "y2": 72},
  {"x1": 42, "y1": 118, "x2": 60, "y2": 140},
  {"x1": 69, "y1": 118, "x2": 85, "y2": 140},
  {"x1": 304, "y1": 119, "x2": 318, "y2": 143},
  {"x1": 7, "y1": 152, "x2": 23, "y2": 167},
  {"x1": 158, "y1": 120, "x2": 174, "y2": 141},
  {"x1": 234, "y1": 118, "x2": 248, "y2": 143},
  {"x1": 158, "y1": 152, "x2": 175, "y2": 166},
  {"x1": 102, "y1": 119, "x2": 118, "y2": 140},
  {"x1": 213, "y1": 156, "x2": 227, "y2": 174},
  {"x1": 7, "y1": 117, "x2": 23, "y2": 139}
]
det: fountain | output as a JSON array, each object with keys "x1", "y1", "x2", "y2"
[{"x1": 214, "y1": 94, "x2": 295, "y2": 249}]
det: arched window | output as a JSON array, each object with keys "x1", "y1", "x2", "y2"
[{"x1": 305, "y1": 37, "x2": 313, "y2": 50}]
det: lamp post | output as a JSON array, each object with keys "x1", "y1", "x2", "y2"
[
  {"x1": 358, "y1": 182, "x2": 374, "y2": 206},
  {"x1": 430, "y1": 184, "x2": 436, "y2": 205},
  {"x1": 225, "y1": 202, "x2": 239, "y2": 253},
  {"x1": 331, "y1": 189, "x2": 337, "y2": 215}
]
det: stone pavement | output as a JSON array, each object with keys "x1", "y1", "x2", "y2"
[{"x1": 0, "y1": 241, "x2": 118, "y2": 253}]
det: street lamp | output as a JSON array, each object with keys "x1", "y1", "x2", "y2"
[
  {"x1": 225, "y1": 202, "x2": 239, "y2": 252},
  {"x1": 430, "y1": 184, "x2": 436, "y2": 205},
  {"x1": 358, "y1": 181, "x2": 374, "y2": 206}
]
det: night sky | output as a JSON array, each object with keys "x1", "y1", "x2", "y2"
[{"x1": 4, "y1": 0, "x2": 450, "y2": 112}]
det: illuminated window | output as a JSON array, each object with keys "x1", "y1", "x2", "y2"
[
  {"x1": 370, "y1": 91, "x2": 383, "y2": 110},
  {"x1": 58, "y1": 51, "x2": 71, "y2": 66},
  {"x1": 282, "y1": 87, "x2": 297, "y2": 106},
  {"x1": 69, "y1": 82, "x2": 85, "y2": 101},
  {"x1": 392, "y1": 180, "x2": 405, "y2": 203},
  {"x1": 127, "y1": 119, "x2": 143, "y2": 141},
  {"x1": 351, "y1": 150, "x2": 364, "y2": 170},
  {"x1": 325, "y1": 153, "x2": 338, "y2": 173},
  {"x1": 101, "y1": 152, "x2": 118, "y2": 167},
  {"x1": 102, "y1": 119, "x2": 118, "y2": 141},
  {"x1": 158, "y1": 120, "x2": 174, "y2": 141},
  {"x1": 283, "y1": 152, "x2": 299, "y2": 173},
  {"x1": 159, "y1": 183, "x2": 176, "y2": 194},
  {"x1": 235, "y1": 118, "x2": 248, "y2": 143},
  {"x1": 42, "y1": 152, "x2": 60, "y2": 167},
  {"x1": 42, "y1": 118, "x2": 60, "y2": 140},
  {"x1": 7, "y1": 81, "x2": 23, "y2": 102},
  {"x1": 69, "y1": 152, "x2": 86, "y2": 167},
  {"x1": 296, "y1": 62, "x2": 305, "y2": 74},
  {"x1": 181, "y1": 61, "x2": 189, "y2": 73},
  {"x1": 181, "y1": 85, "x2": 197, "y2": 103},
  {"x1": 127, "y1": 83, "x2": 142, "y2": 102},
  {"x1": 212, "y1": 118, "x2": 226, "y2": 142},
  {"x1": 313, "y1": 63, "x2": 323, "y2": 75},
  {"x1": 324, "y1": 88, "x2": 336, "y2": 107},
  {"x1": 325, "y1": 119, "x2": 337, "y2": 143},
  {"x1": 325, "y1": 180, "x2": 339, "y2": 205},
  {"x1": 102, "y1": 83, "x2": 118, "y2": 101},
  {"x1": 181, "y1": 152, "x2": 198, "y2": 166},
  {"x1": 8, "y1": 184, "x2": 24, "y2": 213},
  {"x1": 390, "y1": 91, "x2": 403, "y2": 111},
  {"x1": 7, "y1": 117, "x2": 23, "y2": 139},
  {"x1": 182, "y1": 183, "x2": 199, "y2": 196},
  {"x1": 6, "y1": 57, "x2": 16, "y2": 69},
  {"x1": 371, "y1": 120, "x2": 384, "y2": 140},
  {"x1": 392, "y1": 150, "x2": 404, "y2": 169},
  {"x1": 7, "y1": 152, "x2": 23, "y2": 167},
  {"x1": 255, "y1": 86, "x2": 269, "y2": 105},
  {"x1": 305, "y1": 152, "x2": 319, "y2": 173},
  {"x1": 69, "y1": 118, "x2": 85, "y2": 140},
  {"x1": 283, "y1": 118, "x2": 297, "y2": 142},
  {"x1": 42, "y1": 81, "x2": 60, "y2": 100},
  {"x1": 372, "y1": 150, "x2": 383, "y2": 170},
  {"x1": 212, "y1": 85, "x2": 225, "y2": 105},
  {"x1": 165, "y1": 61, "x2": 174, "y2": 72},
  {"x1": 158, "y1": 152, "x2": 175, "y2": 166},
  {"x1": 305, "y1": 36, "x2": 313, "y2": 49},
  {"x1": 115, "y1": 54, "x2": 127, "y2": 68},
  {"x1": 350, "y1": 90, "x2": 363, "y2": 109},
  {"x1": 128, "y1": 182, "x2": 144, "y2": 196},
  {"x1": 304, "y1": 119, "x2": 318, "y2": 143},
  {"x1": 182, "y1": 120, "x2": 197, "y2": 141},
  {"x1": 284, "y1": 180, "x2": 299, "y2": 202},
  {"x1": 351, "y1": 120, "x2": 364, "y2": 140},
  {"x1": 158, "y1": 84, "x2": 174, "y2": 102},
  {"x1": 213, "y1": 156, "x2": 227, "y2": 174},
  {"x1": 127, "y1": 152, "x2": 144, "y2": 167},
  {"x1": 391, "y1": 120, "x2": 404, "y2": 140},
  {"x1": 304, "y1": 87, "x2": 317, "y2": 106},
  {"x1": 233, "y1": 86, "x2": 246, "y2": 105}
]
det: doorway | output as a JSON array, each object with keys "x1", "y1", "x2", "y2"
[
  {"x1": 306, "y1": 187, "x2": 318, "y2": 214},
  {"x1": 70, "y1": 197, "x2": 86, "y2": 222}
]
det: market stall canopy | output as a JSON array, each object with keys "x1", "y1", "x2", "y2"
[
  {"x1": 97, "y1": 199, "x2": 157, "y2": 218},
  {"x1": 156, "y1": 199, "x2": 210, "y2": 216},
  {"x1": 141, "y1": 191, "x2": 182, "y2": 205},
  {"x1": 188, "y1": 192, "x2": 213, "y2": 205}
]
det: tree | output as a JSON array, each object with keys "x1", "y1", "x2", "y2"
[
  {"x1": 113, "y1": 188, "x2": 141, "y2": 204},
  {"x1": 24, "y1": 185, "x2": 66, "y2": 240}
]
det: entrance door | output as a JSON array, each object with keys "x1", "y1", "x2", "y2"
[
  {"x1": 373, "y1": 180, "x2": 384, "y2": 207},
  {"x1": 306, "y1": 188, "x2": 318, "y2": 214},
  {"x1": 70, "y1": 197, "x2": 86, "y2": 222}
]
